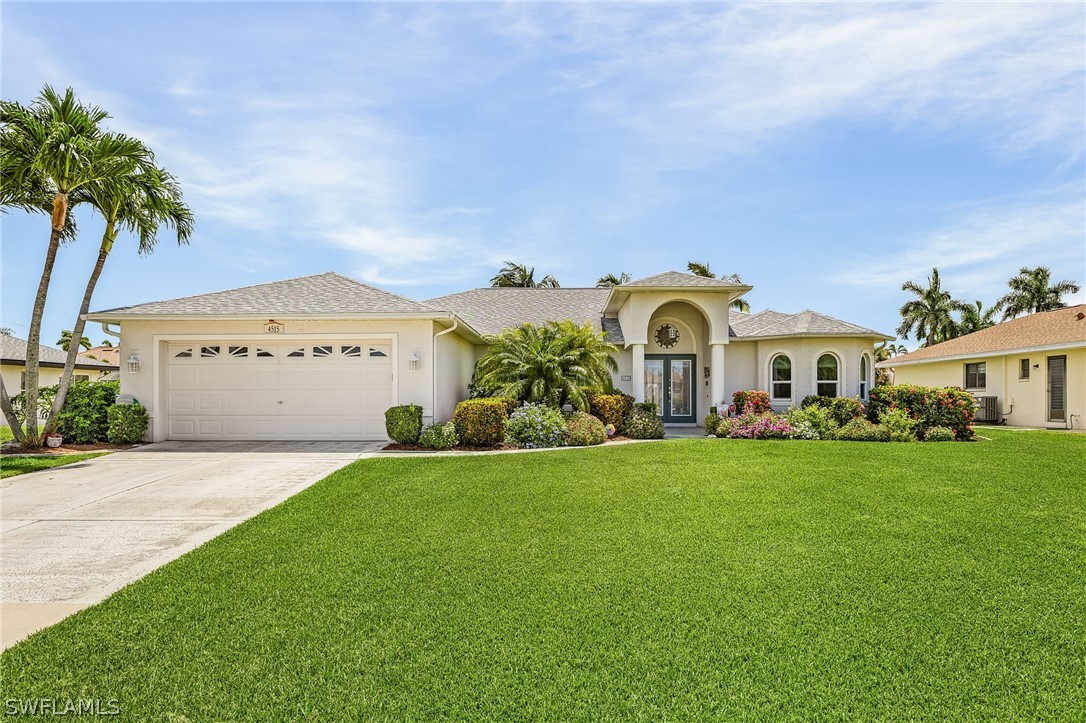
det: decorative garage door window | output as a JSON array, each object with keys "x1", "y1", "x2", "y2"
[{"x1": 170, "y1": 343, "x2": 392, "y2": 362}]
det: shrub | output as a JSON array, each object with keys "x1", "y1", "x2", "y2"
[
  {"x1": 384, "y1": 404, "x2": 423, "y2": 444},
  {"x1": 55, "y1": 380, "x2": 119, "y2": 443},
  {"x1": 732, "y1": 390, "x2": 772, "y2": 415},
  {"x1": 879, "y1": 407, "x2": 918, "y2": 442},
  {"x1": 703, "y1": 411, "x2": 721, "y2": 437},
  {"x1": 419, "y1": 422, "x2": 459, "y2": 450},
  {"x1": 563, "y1": 411, "x2": 606, "y2": 447},
  {"x1": 107, "y1": 403, "x2": 149, "y2": 444},
  {"x1": 588, "y1": 393, "x2": 634, "y2": 433},
  {"x1": 634, "y1": 401, "x2": 658, "y2": 415},
  {"x1": 452, "y1": 398, "x2": 513, "y2": 446},
  {"x1": 786, "y1": 405, "x2": 838, "y2": 440},
  {"x1": 924, "y1": 426, "x2": 956, "y2": 443},
  {"x1": 623, "y1": 409, "x2": 664, "y2": 439},
  {"x1": 867, "y1": 384, "x2": 975, "y2": 440},
  {"x1": 9, "y1": 385, "x2": 57, "y2": 425},
  {"x1": 505, "y1": 403, "x2": 566, "y2": 449},
  {"x1": 714, "y1": 417, "x2": 734, "y2": 438},
  {"x1": 834, "y1": 418, "x2": 890, "y2": 442},
  {"x1": 727, "y1": 411, "x2": 792, "y2": 440},
  {"x1": 802, "y1": 395, "x2": 864, "y2": 426}
]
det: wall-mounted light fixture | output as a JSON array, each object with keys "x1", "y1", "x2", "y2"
[
  {"x1": 126, "y1": 354, "x2": 142, "y2": 373},
  {"x1": 408, "y1": 351, "x2": 421, "y2": 371},
  {"x1": 1033, "y1": 363, "x2": 1040, "y2": 369}
]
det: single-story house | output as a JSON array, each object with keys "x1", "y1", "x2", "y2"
[
  {"x1": 86, "y1": 271, "x2": 891, "y2": 442},
  {"x1": 1, "y1": 334, "x2": 119, "y2": 397},
  {"x1": 877, "y1": 304, "x2": 1085, "y2": 429}
]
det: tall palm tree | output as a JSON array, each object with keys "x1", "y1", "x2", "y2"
[
  {"x1": 490, "y1": 261, "x2": 559, "y2": 288},
  {"x1": 0, "y1": 86, "x2": 130, "y2": 443},
  {"x1": 57, "y1": 330, "x2": 92, "y2": 351},
  {"x1": 685, "y1": 261, "x2": 750, "y2": 312},
  {"x1": 47, "y1": 161, "x2": 193, "y2": 427},
  {"x1": 596, "y1": 272, "x2": 631, "y2": 287},
  {"x1": 955, "y1": 300, "x2": 997, "y2": 335},
  {"x1": 992, "y1": 266, "x2": 1081, "y2": 321},
  {"x1": 474, "y1": 320, "x2": 618, "y2": 410},
  {"x1": 897, "y1": 268, "x2": 965, "y2": 347}
]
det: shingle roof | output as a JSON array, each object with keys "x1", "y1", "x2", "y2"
[
  {"x1": 624, "y1": 270, "x2": 746, "y2": 288},
  {"x1": 425, "y1": 288, "x2": 622, "y2": 343},
  {"x1": 91, "y1": 273, "x2": 434, "y2": 316},
  {"x1": 0, "y1": 335, "x2": 117, "y2": 369},
  {"x1": 883, "y1": 305, "x2": 1086, "y2": 365},
  {"x1": 730, "y1": 309, "x2": 890, "y2": 339}
]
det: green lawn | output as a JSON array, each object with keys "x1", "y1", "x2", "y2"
[
  {"x1": 0, "y1": 452, "x2": 107, "y2": 479},
  {"x1": 3, "y1": 430, "x2": 1083, "y2": 720},
  {"x1": 0, "y1": 425, "x2": 14, "y2": 444}
]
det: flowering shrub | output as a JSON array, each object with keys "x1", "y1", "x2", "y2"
[
  {"x1": 704, "y1": 411, "x2": 722, "y2": 436},
  {"x1": 714, "y1": 417, "x2": 735, "y2": 438},
  {"x1": 732, "y1": 390, "x2": 772, "y2": 415},
  {"x1": 419, "y1": 422, "x2": 459, "y2": 450},
  {"x1": 563, "y1": 411, "x2": 607, "y2": 446},
  {"x1": 867, "y1": 384, "x2": 975, "y2": 440},
  {"x1": 505, "y1": 403, "x2": 566, "y2": 449},
  {"x1": 924, "y1": 426, "x2": 956, "y2": 442},
  {"x1": 801, "y1": 395, "x2": 864, "y2": 426},
  {"x1": 624, "y1": 409, "x2": 665, "y2": 439},
  {"x1": 879, "y1": 408, "x2": 918, "y2": 442},
  {"x1": 786, "y1": 405, "x2": 838, "y2": 440},
  {"x1": 834, "y1": 418, "x2": 890, "y2": 442},
  {"x1": 726, "y1": 409, "x2": 792, "y2": 439},
  {"x1": 588, "y1": 393, "x2": 634, "y2": 433},
  {"x1": 452, "y1": 398, "x2": 515, "y2": 446}
]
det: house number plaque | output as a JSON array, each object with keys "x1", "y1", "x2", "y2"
[{"x1": 264, "y1": 321, "x2": 285, "y2": 334}]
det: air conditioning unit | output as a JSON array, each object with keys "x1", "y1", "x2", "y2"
[{"x1": 974, "y1": 395, "x2": 1001, "y2": 424}]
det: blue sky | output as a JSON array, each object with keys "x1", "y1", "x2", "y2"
[{"x1": 2, "y1": 2, "x2": 1084, "y2": 350}]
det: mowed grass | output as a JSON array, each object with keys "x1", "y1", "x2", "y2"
[
  {"x1": 0, "y1": 452, "x2": 107, "y2": 478},
  {"x1": 3, "y1": 430, "x2": 1083, "y2": 721}
]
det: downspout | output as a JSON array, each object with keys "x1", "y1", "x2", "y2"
[
  {"x1": 100, "y1": 323, "x2": 121, "y2": 341},
  {"x1": 432, "y1": 320, "x2": 459, "y2": 422}
]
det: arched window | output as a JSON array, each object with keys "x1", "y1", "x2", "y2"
[
  {"x1": 859, "y1": 355, "x2": 870, "y2": 399},
  {"x1": 771, "y1": 354, "x2": 792, "y2": 399},
  {"x1": 816, "y1": 353, "x2": 839, "y2": 397}
]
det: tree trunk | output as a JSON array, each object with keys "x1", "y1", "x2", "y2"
[
  {"x1": 23, "y1": 194, "x2": 68, "y2": 446},
  {"x1": 47, "y1": 229, "x2": 113, "y2": 427},
  {"x1": 0, "y1": 375, "x2": 26, "y2": 444}
]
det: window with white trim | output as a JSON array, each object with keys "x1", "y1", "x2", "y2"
[
  {"x1": 1019, "y1": 358, "x2": 1030, "y2": 380},
  {"x1": 965, "y1": 362, "x2": 986, "y2": 389},
  {"x1": 771, "y1": 354, "x2": 792, "y2": 399},
  {"x1": 816, "y1": 354, "x2": 839, "y2": 397},
  {"x1": 859, "y1": 355, "x2": 869, "y2": 399}
]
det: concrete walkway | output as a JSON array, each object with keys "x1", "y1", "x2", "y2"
[{"x1": 1, "y1": 440, "x2": 381, "y2": 650}]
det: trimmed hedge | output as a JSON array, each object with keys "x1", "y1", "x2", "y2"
[
  {"x1": 385, "y1": 405, "x2": 423, "y2": 444},
  {"x1": 867, "y1": 384, "x2": 975, "y2": 440},
  {"x1": 452, "y1": 398, "x2": 514, "y2": 446},
  {"x1": 834, "y1": 418, "x2": 890, "y2": 442},
  {"x1": 107, "y1": 403, "x2": 149, "y2": 444},
  {"x1": 801, "y1": 395, "x2": 865, "y2": 427},
  {"x1": 624, "y1": 409, "x2": 664, "y2": 439},
  {"x1": 588, "y1": 393, "x2": 633, "y2": 433},
  {"x1": 564, "y1": 411, "x2": 606, "y2": 447},
  {"x1": 733, "y1": 390, "x2": 771, "y2": 415},
  {"x1": 56, "y1": 380, "x2": 119, "y2": 443},
  {"x1": 419, "y1": 422, "x2": 459, "y2": 450}
]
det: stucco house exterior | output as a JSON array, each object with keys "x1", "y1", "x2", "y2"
[
  {"x1": 1, "y1": 334, "x2": 118, "y2": 396},
  {"x1": 878, "y1": 305, "x2": 1085, "y2": 429},
  {"x1": 86, "y1": 270, "x2": 891, "y2": 442}
]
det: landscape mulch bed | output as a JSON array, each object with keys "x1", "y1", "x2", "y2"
[
  {"x1": 384, "y1": 436, "x2": 632, "y2": 452},
  {"x1": 0, "y1": 442, "x2": 137, "y2": 456}
]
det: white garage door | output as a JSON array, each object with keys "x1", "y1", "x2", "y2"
[{"x1": 166, "y1": 341, "x2": 394, "y2": 441}]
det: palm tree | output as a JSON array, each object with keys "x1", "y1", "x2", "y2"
[
  {"x1": 98, "y1": 339, "x2": 113, "y2": 348},
  {"x1": 596, "y1": 272, "x2": 631, "y2": 287},
  {"x1": 955, "y1": 300, "x2": 997, "y2": 335},
  {"x1": 0, "y1": 86, "x2": 129, "y2": 443},
  {"x1": 57, "y1": 330, "x2": 92, "y2": 351},
  {"x1": 474, "y1": 320, "x2": 618, "y2": 411},
  {"x1": 993, "y1": 266, "x2": 1081, "y2": 321},
  {"x1": 47, "y1": 160, "x2": 193, "y2": 427},
  {"x1": 686, "y1": 261, "x2": 750, "y2": 312},
  {"x1": 897, "y1": 268, "x2": 965, "y2": 347},
  {"x1": 490, "y1": 261, "x2": 559, "y2": 288}
]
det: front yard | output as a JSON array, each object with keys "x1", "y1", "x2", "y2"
[
  {"x1": 0, "y1": 452, "x2": 108, "y2": 479},
  {"x1": 2, "y1": 429, "x2": 1082, "y2": 720}
]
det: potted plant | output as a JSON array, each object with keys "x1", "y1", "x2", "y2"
[{"x1": 44, "y1": 421, "x2": 64, "y2": 448}]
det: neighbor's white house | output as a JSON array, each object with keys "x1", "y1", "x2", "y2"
[
  {"x1": 1, "y1": 334, "x2": 118, "y2": 395},
  {"x1": 86, "y1": 271, "x2": 891, "y2": 442},
  {"x1": 878, "y1": 305, "x2": 1085, "y2": 429}
]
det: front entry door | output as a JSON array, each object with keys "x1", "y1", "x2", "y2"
[
  {"x1": 1048, "y1": 355, "x2": 1067, "y2": 422},
  {"x1": 645, "y1": 354, "x2": 697, "y2": 423}
]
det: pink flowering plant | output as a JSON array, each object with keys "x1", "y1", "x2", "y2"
[
  {"x1": 867, "y1": 384, "x2": 975, "y2": 440},
  {"x1": 732, "y1": 390, "x2": 772, "y2": 415},
  {"x1": 724, "y1": 402, "x2": 792, "y2": 440}
]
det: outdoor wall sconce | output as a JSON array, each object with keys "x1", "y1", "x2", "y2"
[
  {"x1": 126, "y1": 354, "x2": 142, "y2": 373},
  {"x1": 1033, "y1": 363, "x2": 1040, "y2": 369},
  {"x1": 704, "y1": 366, "x2": 711, "y2": 379},
  {"x1": 408, "y1": 351, "x2": 421, "y2": 371}
]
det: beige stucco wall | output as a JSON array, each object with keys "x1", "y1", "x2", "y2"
[
  {"x1": 752, "y1": 338, "x2": 876, "y2": 412},
  {"x1": 1, "y1": 364, "x2": 109, "y2": 395},
  {"x1": 433, "y1": 324, "x2": 476, "y2": 422},
  {"x1": 890, "y1": 347, "x2": 1085, "y2": 428},
  {"x1": 117, "y1": 318, "x2": 455, "y2": 441}
]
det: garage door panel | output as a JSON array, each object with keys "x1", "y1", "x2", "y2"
[
  {"x1": 168, "y1": 368, "x2": 198, "y2": 388},
  {"x1": 169, "y1": 393, "x2": 197, "y2": 412}
]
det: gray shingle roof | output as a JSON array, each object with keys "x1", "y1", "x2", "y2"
[
  {"x1": 0, "y1": 335, "x2": 117, "y2": 369},
  {"x1": 92, "y1": 273, "x2": 434, "y2": 316},
  {"x1": 730, "y1": 309, "x2": 890, "y2": 339},
  {"x1": 624, "y1": 270, "x2": 745, "y2": 288},
  {"x1": 425, "y1": 288, "x2": 622, "y2": 343}
]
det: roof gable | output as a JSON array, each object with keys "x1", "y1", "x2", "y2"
[
  {"x1": 425, "y1": 287, "x2": 621, "y2": 342},
  {"x1": 730, "y1": 309, "x2": 889, "y2": 339},
  {"x1": 624, "y1": 270, "x2": 745, "y2": 288}
]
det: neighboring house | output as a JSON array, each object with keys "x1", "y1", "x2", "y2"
[
  {"x1": 86, "y1": 271, "x2": 891, "y2": 442},
  {"x1": 0, "y1": 334, "x2": 119, "y2": 397},
  {"x1": 84, "y1": 345, "x2": 121, "y2": 366},
  {"x1": 877, "y1": 305, "x2": 1085, "y2": 429}
]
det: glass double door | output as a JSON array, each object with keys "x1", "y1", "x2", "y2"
[{"x1": 644, "y1": 355, "x2": 697, "y2": 423}]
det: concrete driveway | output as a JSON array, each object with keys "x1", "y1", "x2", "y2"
[{"x1": 1, "y1": 440, "x2": 381, "y2": 650}]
